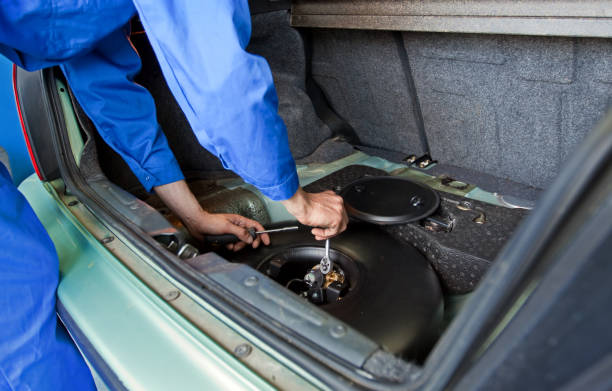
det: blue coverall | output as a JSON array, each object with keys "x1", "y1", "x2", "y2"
[{"x1": 0, "y1": 1, "x2": 298, "y2": 389}]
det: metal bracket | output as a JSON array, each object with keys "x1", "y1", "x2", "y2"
[{"x1": 414, "y1": 154, "x2": 437, "y2": 169}]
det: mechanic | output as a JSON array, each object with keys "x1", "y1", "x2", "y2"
[{"x1": 0, "y1": 1, "x2": 347, "y2": 389}]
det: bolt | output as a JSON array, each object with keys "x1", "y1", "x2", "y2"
[
  {"x1": 404, "y1": 155, "x2": 417, "y2": 164},
  {"x1": 354, "y1": 185, "x2": 365, "y2": 193},
  {"x1": 178, "y1": 244, "x2": 199, "y2": 259},
  {"x1": 68, "y1": 200, "x2": 79, "y2": 207},
  {"x1": 244, "y1": 276, "x2": 259, "y2": 287},
  {"x1": 330, "y1": 324, "x2": 347, "y2": 338},
  {"x1": 410, "y1": 196, "x2": 423, "y2": 207},
  {"x1": 163, "y1": 290, "x2": 180, "y2": 301},
  {"x1": 304, "y1": 272, "x2": 316, "y2": 285},
  {"x1": 418, "y1": 159, "x2": 430, "y2": 168},
  {"x1": 473, "y1": 213, "x2": 486, "y2": 224},
  {"x1": 234, "y1": 343, "x2": 252, "y2": 358},
  {"x1": 101, "y1": 236, "x2": 114, "y2": 244}
]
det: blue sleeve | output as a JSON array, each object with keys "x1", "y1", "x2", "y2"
[
  {"x1": 61, "y1": 26, "x2": 184, "y2": 192},
  {"x1": 0, "y1": 0, "x2": 136, "y2": 71},
  {"x1": 0, "y1": 163, "x2": 95, "y2": 390},
  {"x1": 131, "y1": 0, "x2": 299, "y2": 201}
]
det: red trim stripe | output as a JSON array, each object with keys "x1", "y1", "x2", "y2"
[{"x1": 12, "y1": 64, "x2": 43, "y2": 180}]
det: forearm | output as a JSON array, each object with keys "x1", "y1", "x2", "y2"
[
  {"x1": 154, "y1": 180, "x2": 269, "y2": 249},
  {"x1": 280, "y1": 187, "x2": 308, "y2": 219},
  {"x1": 153, "y1": 180, "x2": 205, "y2": 231}
]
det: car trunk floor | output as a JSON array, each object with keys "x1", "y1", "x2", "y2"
[
  {"x1": 144, "y1": 152, "x2": 529, "y2": 296},
  {"x1": 91, "y1": 133, "x2": 530, "y2": 361}
]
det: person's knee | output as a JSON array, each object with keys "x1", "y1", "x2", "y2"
[{"x1": 0, "y1": 173, "x2": 60, "y2": 300}]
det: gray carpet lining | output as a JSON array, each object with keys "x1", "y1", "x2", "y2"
[
  {"x1": 403, "y1": 33, "x2": 612, "y2": 190},
  {"x1": 311, "y1": 29, "x2": 427, "y2": 157},
  {"x1": 86, "y1": 15, "x2": 611, "y2": 201},
  {"x1": 308, "y1": 29, "x2": 612, "y2": 196},
  {"x1": 427, "y1": 164, "x2": 542, "y2": 202},
  {"x1": 295, "y1": 138, "x2": 355, "y2": 165},
  {"x1": 354, "y1": 145, "x2": 414, "y2": 164},
  {"x1": 248, "y1": 11, "x2": 333, "y2": 160}
]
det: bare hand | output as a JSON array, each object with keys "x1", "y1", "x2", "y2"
[
  {"x1": 154, "y1": 180, "x2": 270, "y2": 251},
  {"x1": 281, "y1": 187, "x2": 348, "y2": 240},
  {"x1": 184, "y1": 211, "x2": 270, "y2": 252}
]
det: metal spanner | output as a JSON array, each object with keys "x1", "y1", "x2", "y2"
[
  {"x1": 204, "y1": 225, "x2": 299, "y2": 245},
  {"x1": 320, "y1": 238, "x2": 332, "y2": 275}
]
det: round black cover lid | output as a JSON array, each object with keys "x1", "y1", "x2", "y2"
[{"x1": 341, "y1": 176, "x2": 440, "y2": 225}]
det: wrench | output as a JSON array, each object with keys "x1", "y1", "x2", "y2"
[
  {"x1": 320, "y1": 238, "x2": 332, "y2": 275},
  {"x1": 204, "y1": 225, "x2": 299, "y2": 245}
]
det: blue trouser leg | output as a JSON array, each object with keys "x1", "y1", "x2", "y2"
[{"x1": 0, "y1": 163, "x2": 95, "y2": 390}]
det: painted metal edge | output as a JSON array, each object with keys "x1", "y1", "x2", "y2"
[{"x1": 291, "y1": 14, "x2": 612, "y2": 38}]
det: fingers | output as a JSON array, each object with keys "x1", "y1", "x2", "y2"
[
  {"x1": 225, "y1": 240, "x2": 247, "y2": 252},
  {"x1": 242, "y1": 217, "x2": 270, "y2": 246},
  {"x1": 223, "y1": 214, "x2": 271, "y2": 249},
  {"x1": 312, "y1": 231, "x2": 327, "y2": 241},
  {"x1": 231, "y1": 215, "x2": 270, "y2": 248},
  {"x1": 257, "y1": 227, "x2": 270, "y2": 246},
  {"x1": 285, "y1": 190, "x2": 348, "y2": 240},
  {"x1": 223, "y1": 220, "x2": 254, "y2": 245},
  {"x1": 233, "y1": 241, "x2": 247, "y2": 252},
  {"x1": 341, "y1": 212, "x2": 349, "y2": 230},
  {"x1": 311, "y1": 226, "x2": 341, "y2": 240}
]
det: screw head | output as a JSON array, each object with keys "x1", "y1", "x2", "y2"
[
  {"x1": 410, "y1": 196, "x2": 423, "y2": 207},
  {"x1": 244, "y1": 276, "x2": 259, "y2": 287},
  {"x1": 330, "y1": 324, "x2": 347, "y2": 338},
  {"x1": 101, "y1": 236, "x2": 114, "y2": 244},
  {"x1": 354, "y1": 185, "x2": 365, "y2": 193},
  {"x1": 234, "y1": 343, "x2": 252, "y2": 358},
  {"x1": 68, "y1": 200, "x2": 78, "y2": 207},
  {"x1": 163, "y1": 290, "x2": 180, "y2": 301}
]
